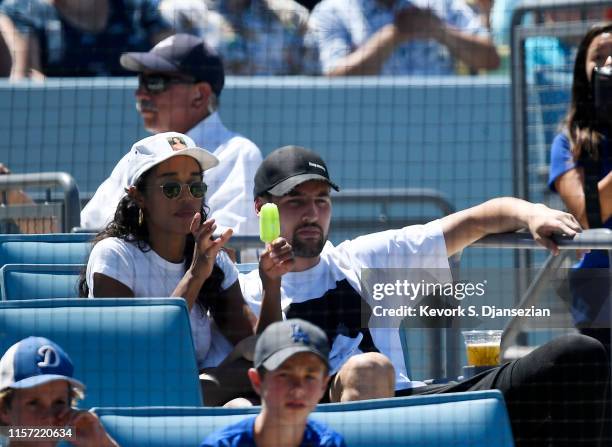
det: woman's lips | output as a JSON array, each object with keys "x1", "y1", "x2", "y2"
[{"x1": 174, "y1": 210, "x2": 197, "y2": 218}]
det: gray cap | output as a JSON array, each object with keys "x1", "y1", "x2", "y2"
[{"x1": 254, "y1": 319, "x2": 330, "y2": 371}]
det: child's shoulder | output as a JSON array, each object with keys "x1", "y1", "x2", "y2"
[
  {"x1": 200, "y1": 416, "x2": 257, "y2": 447},
  {"x1": 304, "y1": 418, "x2": 347, "y2": 447}
]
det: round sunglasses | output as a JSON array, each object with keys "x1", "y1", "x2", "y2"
[{"x1": 159, "y1": 181, "x2": 207, "y2": 199}]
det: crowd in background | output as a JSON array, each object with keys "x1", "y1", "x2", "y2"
[
  {"x1": 2, "y1": 0, "x2": 610, "y2": 80},
  {"x1": 0, "y1": 0, "x2": 527, "y2": 79}
]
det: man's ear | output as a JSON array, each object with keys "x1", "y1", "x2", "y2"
[
  {"x1": 254, "y1": 197, "x2": 266, "y2": 216},
  {"x1": 193, "y1": 82, "x2": 212, "y2": 108},
  {"x1": 247, "y1": 368, "x2": 263, "y2": 396}
]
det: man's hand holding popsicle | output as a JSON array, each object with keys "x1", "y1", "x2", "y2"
[
  {"x1": 258, "y1": 203, "x2": 294, "y2": 282},
  {"x1": 255, "y1": 203, "x2": 294, "y2": 333}
]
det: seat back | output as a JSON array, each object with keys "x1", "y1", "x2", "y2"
[
  {"x1": 0, "y1": 298, "x2": 202, "y2": 408},
  {"x1": 0, "y1": 233, "x2": 94, "y2": 268},
  {"x1": 0, "y1": 264, "x2": 83, "y2": 300},
  {"x1": 93, "y1": 391, "x2": 513, "y2": 447}
]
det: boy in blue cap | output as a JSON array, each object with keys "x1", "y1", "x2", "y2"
[
  {"x1": 201, "y1": 319, "x2": 346, "y2": 447},
  {"x1": 0, "y1": 336, "x2": 117, "y2": 447}
]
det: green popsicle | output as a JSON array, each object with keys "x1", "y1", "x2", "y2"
[{"x1": 259, "y1": 203, "x2": 280, "y2": 243}]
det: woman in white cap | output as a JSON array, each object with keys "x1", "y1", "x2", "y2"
[
  {"x1": 0, "y1": 336, "x2": 117, "y2": 447},
  {"x1": 78, "y1": 132, "x2": 293, "y2": 405}
]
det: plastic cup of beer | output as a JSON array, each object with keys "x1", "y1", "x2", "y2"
[{"x1": 462, "y1": 330, "x2": 502, "y2": 367}]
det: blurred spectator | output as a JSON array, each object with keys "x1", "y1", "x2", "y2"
[
  {"x1": 471, "y1": 0, "x2": 491, "y2": 30},
  {"x1": 160, "y1": 0, "x2": 312, "y2": 75},
  {"x1": 0, "y1": 0, "x2": 173, "y2": 79},
  {"x1": 491, "y1": 2, "x2": 609, "y2": 47},
  {"x1": 0, "y1": 163, "x2": 57, "y2": 233},
  {"x1": 296, "y1": 0, "x2": 320, "y2": 9},
  {"x1": 0, "y1": 163, "x2": 31, "y2": 206},
  {"x1": 308, "y1": 0, "x2": 499, "y2": 76},
  {"x1": 489, "y1": 0, "x2": 515, "y2": 46},
  {"x1": 81, "y1": 34, "x2": 262, "y2": 236}
]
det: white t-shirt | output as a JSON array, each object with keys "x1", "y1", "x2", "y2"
[
  {"x1": 86, "y1": 237, "x2": 239, "y2": 369},
  {"x1": 240, "y1": 220, "x2": 451, "y2": 390}
]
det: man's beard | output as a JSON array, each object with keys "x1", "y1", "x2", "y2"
[{"x1": 291, "y1": 224, "x2": 327, "y2": 258}]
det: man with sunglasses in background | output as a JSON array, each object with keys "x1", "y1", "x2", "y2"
[{"x1": 80, "y1": 34, "x2": 263, "y2": 239}]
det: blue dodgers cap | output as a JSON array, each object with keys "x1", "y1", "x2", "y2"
[
  {"x1": 254, "y1": 319, "x2": 330, "y2": 371},
  {"x1": 0, "y1": 337, "x2": 85, "y2": 393},
  {"x1": 120, "y1": 33, "x2": 225, "y2": 96}
]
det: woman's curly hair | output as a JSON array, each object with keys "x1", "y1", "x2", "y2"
[{"x1": 78, "y1": 170, "x2": 225, "y2": 313}]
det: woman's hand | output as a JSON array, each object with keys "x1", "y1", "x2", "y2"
[
  {"x1": 259, "y1": 237, "x2": 294, "y2": 285},
  {"x1": 189, "y1": 214, "x2": 233, "y2": 281}
]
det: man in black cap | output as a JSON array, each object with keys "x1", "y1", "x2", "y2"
[
  {"x1": 240, "y1": 145, "x2": 610, "y2": 444},
  {"x1": 80, "y1": 34, "x2": 262, "y2": 237},
  {"x1": 200, "y1": 319, "x2": 346, "y2": 447}
]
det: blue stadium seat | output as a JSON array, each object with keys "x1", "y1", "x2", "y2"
[
  {"x1": 0, "y1": 264, "x2": 82, "y2": 300},
  {"x1": 93, "y1": 391, "x2": 513, "y2": 447},
  {"x1": 0, "y1": 298, "x2": 202, "y2": 408},
  {"x1": 0, "y1": 263, "x2": 260, "y2": 300},
  {"x1": 0, "y1": 261, "x2": 418, "y2": 383},
  {"x1": 0, "y1": 233, "x2": 94, "y2": 268}
]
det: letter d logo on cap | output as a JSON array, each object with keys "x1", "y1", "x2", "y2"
[{"x1": 37, "y1": 346, "x2": 60, "y2": 369}]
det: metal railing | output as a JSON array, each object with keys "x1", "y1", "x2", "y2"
[
  {"x1": 472, "y1": 229, "x2": 612, "y2": 357},
  {"x1": 0, "y1": 172, "x2": 81, "y2": 232},
  {"x1": 233, "y1": 228, "x2": 612, "y2": 378}
]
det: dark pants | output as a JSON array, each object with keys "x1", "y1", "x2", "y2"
[
  {"x1": 580, "y1": 328, "x2": 612, "y2": 444},
  {"x1": 396, "y1": 334, "x2": 610, "y2": 446}
]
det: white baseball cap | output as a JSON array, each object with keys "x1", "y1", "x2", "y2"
[{"x1": 125, "y1": 132, "x2": 219, "y2": 187}]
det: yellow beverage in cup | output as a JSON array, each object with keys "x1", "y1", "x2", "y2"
[
  {"x1": 462, "y1": 330, "x2": 503, "y2": 367},
  {"x1": 465, "y1": 343, "x2": 500, "y2": 366}
]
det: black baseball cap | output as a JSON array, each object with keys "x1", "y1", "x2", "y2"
[
  {"x1": 254, "y1": 146, "x2": 340, "y2": 197},
  {"x1": 120, "y1": 34, "x2": 225, "y2": 96},
  {"x1": 254, "y1": 319, "x2": 330, "y2": 371}
]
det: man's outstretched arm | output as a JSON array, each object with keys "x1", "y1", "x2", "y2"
[{"x1": 440, "y1": 198, "x2": 581, "y2": 257}]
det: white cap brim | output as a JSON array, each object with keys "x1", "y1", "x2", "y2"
[{"x1": 128, "y1": 146, "x2": 219, "y2": 187}]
